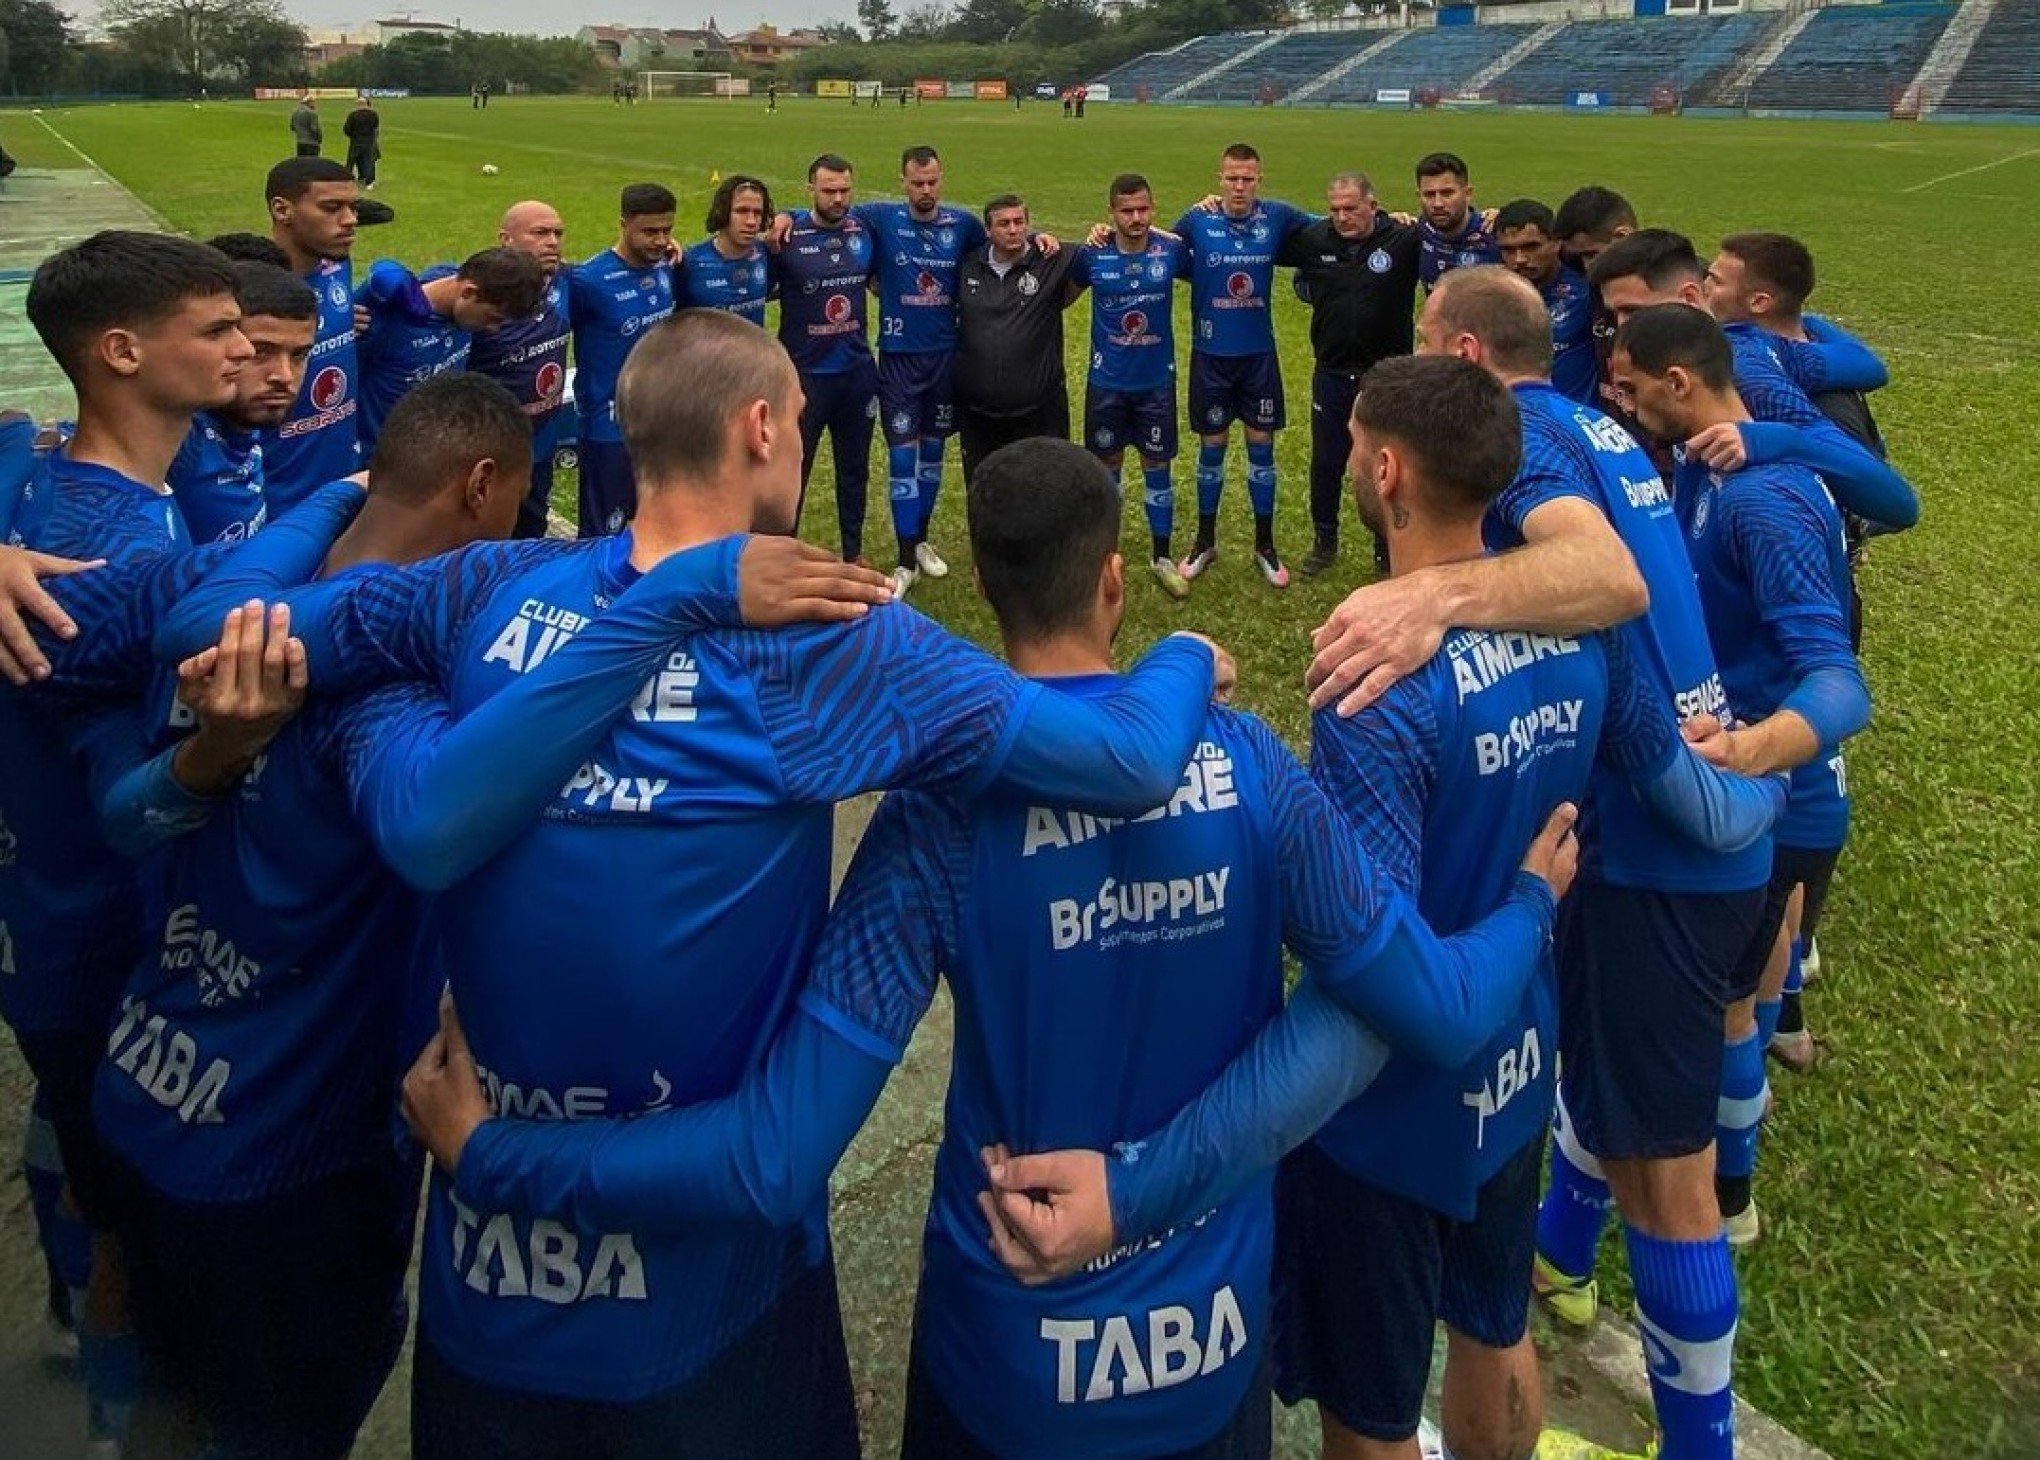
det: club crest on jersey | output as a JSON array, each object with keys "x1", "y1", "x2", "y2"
[
  {"x1": 939, "y1": 227, "x2": 955, "y2": 248},
  {"x1": 535, "y1": 361, "x2": 565, "y2": 400},
  {"x1": 1149, "y1": 260, "x2": 1169, "y2": 281},
  {"x1": 328, "y1": 282, "x2": 348, "y2": 308},
  {"x1": 1122, "y1": 310, "x2": 1148, "y2": 336},
  {"x1": 916, "y1": 270, "x2": 942, "y2": 297},
  {"x1": 1690, "y1": 488, "x2": 1712, "y2": 537},
  {"x1": 1368, "y1": 249, "x2": 1392, "y2": 274},
  {"x1": 1458, "y1": 249, "x2": 1485, "y2": 267},
  {"x1": 1225, "y1": 272, "x2": 1254, "y2": 299},
  {"x1": 1018, "y1": 273, "x2": 1039, "y2": 297},
  {"x1": 309, "y1": 365, "x2": 348, "y2": 411},
  {"x1": 892, "y1": 411, "x2": 913, "y2": 435},
  {"x1": 825, "y1": 293, "x2": 853, "y2": 323}
]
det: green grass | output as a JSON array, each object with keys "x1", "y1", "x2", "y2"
[{"x1": 19, "y1": 95, "x2": 2040, "y2": 1458}]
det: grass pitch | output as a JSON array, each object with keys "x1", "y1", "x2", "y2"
[{"x1": 12, "y1": 96, "x2": 2040, "y2": 1457}]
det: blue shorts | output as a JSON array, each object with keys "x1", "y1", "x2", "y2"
[
  {"x1": 107, "y1": 1152, "x2": 415, "y2": 1459},
  {"x1": 576, "y1": 436, "x2": 637, "y2": 537},
  {"x1": 1273, "y1": 1137, "x2": 1543, "y2": 1443},
  {"x1": 1085, "y1": 382, "x2": 1179, "y2": 462},
  {"x1": 1189, "y1": 351, "x2": 1285, "y2": 435},
  {"x1": 878, "y1": 350, "x2": 956, "y2": 445},
  {"x1": 411, "y1": 1251, "x2": 859, "y2": 1460},
  {"x1": 1556, "y1": 881, "x2": 1766, "y2": 1161}
]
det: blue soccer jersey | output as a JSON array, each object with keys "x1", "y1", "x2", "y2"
[
  {"x1": 267, "y1": 256, "x2": 361, "y2": 511},
  {"x1": 569, "y1": 250, "x2": 676, "y2": 447},
  {"x1": 150, "y1": 533, "x2": 1219, "y2": 1405},
  {"x1": 93, "y1": 536, "x2": 757, "y2": 1204},
  {"x1": 1678, "y1": 455, "x2": 1859, "y2": 852},
  {"x1": 356, "y1": 261, "x2": 474, "y2": 456},
  {"x1": 1172, "y1": 202, "x2": 1311, "y2": 358},
  {"x1": 1070, "y1": 236, "x2": 1190, "y2": 394},
  {"x1": 678, "y1": 238, "x2": 772, "y2": 325},
  {"x1": 0, "y1": 453, "x2": 190, "y2": 1036},
  {"x1": 1418, "y1": 214, "x2": 1500, "y2": 290},
  {"x1": 1544, "y1": 266, "x2": 1597, "y2": 406},
  {"x1": 1487, "y1": 382, "x2": 1769, "y2": 894},
  {"x1": 168, "y1": 414, "x2": 267, "y2": 544},
  {"x1": 853, "y1": 201, "x2": 987, "y2": 356},
  {"x1": 469, "y1": 272, "x2": 574, "y2": 437},
  {"x1": 448, "y1": 688, "x2": 1558, "y2": 1453},
  {"x1": 771, "y1": 211, "x2": 877, "y2": 376}
]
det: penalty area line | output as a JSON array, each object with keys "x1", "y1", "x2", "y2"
[{"x1": 1902, "y1": 147, "x2": 2040, "y2": 194}]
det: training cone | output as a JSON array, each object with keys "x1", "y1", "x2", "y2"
[{"x1": 710, "y1": 169, "x2": 722, "y2": 185}]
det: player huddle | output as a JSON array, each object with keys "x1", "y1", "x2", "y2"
[{"x1": 0, "y1": 131, "x2": 1917, "y2": 1460}]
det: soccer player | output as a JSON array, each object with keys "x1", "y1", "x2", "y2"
[
  {"x1": 773, "y1": 153, "x2": 880, "y2": 564},
  {"x1": 355, "y1": 245, "x2": 545, "y2": 456},
  {"x1": 152, "y1": 311, "x2": 1231, "y2": 1459},
  {"x1": 71, "y1": 373, "x2": 883, "y2": 1458},
  {"x1": 1172, "y1": 142, "x2": 1312, "y2": 586},
  {"x1": 1611, "y1": 305, "x2": 1869, "y2": 1246},
  {"x1": 169, "y1": 260, "x2": 318, "y2": 544},
  {"x1": 1587, "y1": 230, "x2": 1920, "y2": 534},
  {"x1": 1550, "y1": 185, "x2": 1636, "y2": 271},
  {"x1": 398, "y1": 431, "x2": 1578, "y2": 1460},
  {"x1": 568, "y1": 181, "x2": 678, "y2": 536},
  {"x1": 1414, "y1": 152, "x2": 1499, "y2": 291},
  {"x1": 680, "y1": 174, "x2": 775, "y2": 324},
  {"x1": 263, "y1": 156, "x2": 363, "y2": 509},
  {"x1": 470, "y1": 199, "x2": 575, "y2": 539},
  {"x1": 1495, "y1": 198, "x2": 1596, "y2": 406},
  {"x1": 1277, "y1": 169, "x2": 1421, "y2": 577},
  {"x1": 954, "y1": 194, "x2": 1079, "y2": 483},
  {"x1": 979, "y1": 360, "x2": 1779, "y2": 1460},
  {"x1": 856, "y1": 145, "x2": 989, "y2": 597},
  {"x1": 5, "y1": 229, "x2": 253, "y2": 1453},
  {"x1": 1068, "y1": 172, "x2": 1194, "y2": 598},
  {"x1": 1393, "y1": 269, "x2": 1766, "y2": 1460}
]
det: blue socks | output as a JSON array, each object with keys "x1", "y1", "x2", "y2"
[
  {"x1": 1755, "y1": 995, "x2": 1783, "y2": 1048},
  {"x1": 1245, "y1": 440, "x2": 1277, "y2": 519},
  {"x1": 1716, "y1": 1029, "x2": 1768, "y2": 1187},
  {"x1": 78, "y1": 1324, "x2": 140, "y2": 1446},
  {"x1": 1626, "y1": 1226, "x2": 1739, "y2": 1459},
  {"x1": 915, "y1": 438, "x2": 944, "y2": 538},
  {"x1": 1142, "y1": 465, "x2": 1174, "y2": 547},
  {"x1": 1196, "y1": 443, "x2": 1226, "y2": 518},
  {"x1": 1536, "y1": 1093, "x2": 1612, "y2": 1280},
  {"x1": 886, "y1": 441, "x2": 919, "y2": 548}
]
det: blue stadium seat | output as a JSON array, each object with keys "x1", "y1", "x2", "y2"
[
  {"x1": 1089, "y1": 33, "x2": 1266, "y2": 96},
  {"x1": 1747, "y1": 3, "x2": 1956, "y2": 111},
  {"x1": 1490, "y1": 13, "x2": 1771, "y2": 106},
  {"x1": 1175, "y1": 29, "x2": 1379, "y2": 102},
  {"x1": 1310, "y1": 23, "x2": 1542, "y2": 104},
  {"x1": 1939, "y1": 0, "x2": 2040, "y2": 111}
]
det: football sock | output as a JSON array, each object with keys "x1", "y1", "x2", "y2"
[
  {"x1": 1716, "y1": 1029, "x2": 1767, "y2": 1214},
  {"x1": 1245, "y1": 440, "x2": 1277, "y2": 520},
  {"x1": 1196, "y1": 443, "x2": 1226, "y2": 519},
  {"x1": 1625, "y1": 1226, "x2": 1738, "y2": 1460},
  {"x1": 886, "y1": 442, "x2": 919, "y2": 551},
  {"x1": 915, "y1": 438, "x2": 945, "y2": 538},
  {"x1": 1536, "y1": 1092, "x2": 1612, "y2": 1280},
  {"x1": 1143, "y1": 465, "x2": 1174, "y2": 547}
]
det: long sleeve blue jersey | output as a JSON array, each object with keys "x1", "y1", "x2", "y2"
[
  {"x1": 150, "y1": 528, "x2": 1216, "y2": 1404},
  {"x1": 455, "y1": 688, "x2": 1556, "y2": 1454},
  {"x1": 1544, "y1": 266, "x2": 1598, "y2": 406},
  {"x1": 1677, "y1": 454, "x2": 1864, "y2": 852},
  {"x1": 168, "y1": 414, "x2": 268, "y2": 544},
  {"x1": 467, "y1": 271, "x2": 574, "y2": 445},
  {"x1": 1486, "y1": 382, "x2": 1772, "y2": 896},
  {"x1": 355, "y1": 260, "x2": 472, "y2": 456}
]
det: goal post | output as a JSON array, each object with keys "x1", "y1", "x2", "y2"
[{"x1": 639, "y1": 71, "x2": 739, "y2": 99}]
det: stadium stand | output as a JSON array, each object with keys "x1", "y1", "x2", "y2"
[
  {"x1": 1745, "y1": 2, "x2": 1956, "y2": 111},
  {"x1": 1494, "y1": 13, "x2": 1772, "y2": 107},
  {"x1": 1180, "y1": 28, "x2": 1379, "y2": 102},
  {"x1": 1937, "y1": 0, "x2": 2040, "y2": 111},
  {"x1": 1309, "y1": 22, "x2": 1542, "y2": 105},
  {"x1": 1087, "y1": 33, "x2": 1260, "y2": 97}
]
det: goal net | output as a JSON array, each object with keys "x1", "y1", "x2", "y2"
[{"x1": 639, "y1": 71, "x2": 739, "y2": 99}]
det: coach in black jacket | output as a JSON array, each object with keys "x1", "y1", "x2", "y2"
[
  {"x1": 1279, "y1": 172, "x2": 1421, "y2": 576},
  {"x1": 955, "y1": 195, "x2": 1079, "y2": 483}
]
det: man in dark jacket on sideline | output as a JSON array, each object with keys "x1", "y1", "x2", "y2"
[{"x1": 955, "y1": 194, "x2": 1078, "y2": 484}]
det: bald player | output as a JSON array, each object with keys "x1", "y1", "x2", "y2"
[{"x1": 470, "y1": 200, "x2": 574, "y2": 538}]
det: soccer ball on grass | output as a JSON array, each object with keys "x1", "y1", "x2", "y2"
[{"x1": 481, "y1": 163, "x2": 500, "y2": 176}]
